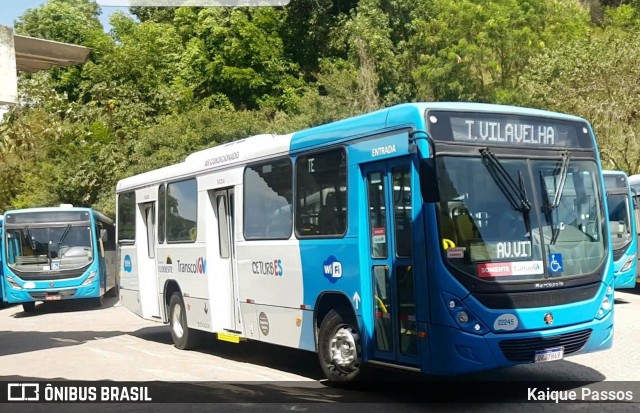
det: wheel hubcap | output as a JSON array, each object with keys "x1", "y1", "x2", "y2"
[
  {"x1": 329, "y1": 326, "x2": 359, "y2": 370},
  {"x1": 172, "y1": 304, "x2": 184, "y2": 338}
]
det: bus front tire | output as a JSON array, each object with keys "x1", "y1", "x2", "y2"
[
  {"x1": 169, "y1": 292, "x2": 202, "y2": 350},
  {"x1": 318, "y1": 308, "x2": 366, "y2": 384},
  {"x1": 22, "y1": 302, "x2": 36, "y2": 313}
]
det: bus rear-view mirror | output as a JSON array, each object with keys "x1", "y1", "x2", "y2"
[
  {"x1": 100, "y1": 229, "x2": 108, "y2": 242},
  {"x1": 419, "y1": 158, "x2": 440, "y2": 204}
]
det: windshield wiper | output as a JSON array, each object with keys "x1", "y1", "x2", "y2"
[
  {"x1": 540, "y1": 171, "x2": 552, "y2": 223},
  {"x1": 540, "y1": 150, "x2": 572, "y2": 244},
  {"x1": 24, "y1": 227, "x2": 36, "y2": 251},
  {"x1": 58, "y1": 224, "x2": 71, "y2": 245},
  {"x1": 480, "y1": 148, "x2": 532, "y2": 234},
  {"x1": 518, "y1": 170, "x2": 532, "y2": 234},
  {"x1": 547, "y1": 151, "x2": 571, "y2": 211},
  {"x1": 479, "y1": 148, "x2": 531, "y2": 213}
]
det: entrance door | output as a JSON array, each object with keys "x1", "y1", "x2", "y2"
[
  {"x1": 214, "y1": 188, "x2": 242, "y2": 333},
  {"x1": 362, "y1": 157, "x2": 419, "y2": 365},
  {"x1": 139, "y1": 202, "x2": 160, "y2": 318},
  {"x1": 633, "y1": 195, "x2": 640, "y2": 269}
]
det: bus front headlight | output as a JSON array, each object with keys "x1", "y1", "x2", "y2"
[
  {"x1": 596, "y1": 284, "x2": 614, "y2": 319},
  {"x1": 82, "y1": 271, "x2": 97, "y2": 286},
  {"x1": 620, "y1": 254, "x2": 636, "y2": 273},
  {"x1": 6, "y1": 277, "x2": 22, "y2": 290},
  {"x1": 444, "y1": 293, "x2": 489, "y2": 335}
]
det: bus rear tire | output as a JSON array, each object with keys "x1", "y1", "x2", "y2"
[
  {"x1": 22, "y1": 302, "x2": 36, "y2": 313},
  {"x1": 318, "y1": 308, "x2": 366, "y2": 384},
  {"x1": 169, "y1": 292, "x2": 202, "y2": 350}
]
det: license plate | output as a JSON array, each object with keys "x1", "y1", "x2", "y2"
[
  {"x1": 44, "y1": 295, "x2": 62, "y2": 301},
  {"x1": 534, "y1": 346, "x2": 564, "y2": 363}
]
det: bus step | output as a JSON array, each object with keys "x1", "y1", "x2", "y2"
[{"x1": 216, "y1": 332, "x2": 245, "y2": 344}]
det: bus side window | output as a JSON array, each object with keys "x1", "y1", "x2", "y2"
[
  {"x1": 393, "y1": 167, "x2": 412, "y2": 257},
  {"x1": 296, "y1": 148, "x2": 347, "y2": 238},
  {"x1": 166, "y1": 179, "x2": 198, "y2": 243},
  {"x1": 117, "y1": 191, "x2": 136, "y2": 244},
  {"x1": 107, "y1": 224, "x2": 116, "y2": 251},
  {"x1": 243, "y1": 158, "x2": 293, "y2": 240},
  {"x1": 318, "y1": 192, "x2": 339, "y2": 235}
]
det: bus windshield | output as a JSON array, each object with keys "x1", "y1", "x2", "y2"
[
  {"x1": 6, "y1": 225, "x2": 93, "y2": 272},
  {"x1": 436, "y1": 155, "x2": 606, "y2": 281},
  {"x1": 606, "y1": 193, "x2": 632, "y2": 252}
]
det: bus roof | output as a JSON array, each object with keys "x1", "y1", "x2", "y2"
[
  {"x1": 116, "y1": 133, "x2": 293, "y2": 191},
  {"x1": 3, "y1": 206, "x2": 113, "y2": 225},
  {"x1": 116, "y1": 102, "x2": 591, "y2": 192},
  {"x1": 603, "y1": 170, "x2": 629, "y2": 177},
  {"x1": 289, "y1": 102, "x2": 589, "y2": 152}
]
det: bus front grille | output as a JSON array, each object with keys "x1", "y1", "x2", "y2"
[
  {"x1": 499, "y1": 329, "x2": 592, "y2": 362},
  {"x1": 28, "y1": 290, "x2": 78, "y2": 300}
]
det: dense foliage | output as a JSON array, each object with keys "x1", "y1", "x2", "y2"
[{"x1": 0, "y1": 0, "x2": 637, "y2": 216}]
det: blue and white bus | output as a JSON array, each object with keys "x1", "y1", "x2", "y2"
[
  {"x1": 628, "y1": 174, "x2": 640, "y2": 284},
  {"x1": 0, "y1": 214, "x2": 3, "y2": 305},
  {"x1": 603, "y1": 170, "x2": 637, "y2": 289},
  {"x1": 1, "y1": 205, "x2": 118, "y2": 312},
  {"x1": 117, "y1": 102, "x2": 613, "y2": 380}
]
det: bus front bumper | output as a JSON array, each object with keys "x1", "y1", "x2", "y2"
[
  {"x1": 614, "y1": 268, "x2": 637, "y2": 289},
  {"x1": 3, "y1": 281, "x2": 100, "y2": 303},
  {"x1": 425, "y1": 310, "x2": 613, "y2": 376}
]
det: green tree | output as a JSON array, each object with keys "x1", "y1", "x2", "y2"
[
  {"x1": 129, "y1": 5, "x2": 177, "y2": 23},
  {"x1": 175, "y1": 7, "x2": 305, "y2": 111},
  {"x1": 15, "y1": 0, "x2": 102, "y2": 44},
  {"x1": 14, "y1": 0, "x2": 110, "y2": 103},
  {"x1": 409, "y1": 0, "x2": 590, "y2": 102},
  {"x1": 8, "y1": 0, "x2": 638, "y2": 217},
  {"x1": 280, "y1": 0, "x2": 357, "y2": 74},
  {"x1": 519, "y1": 27, "x2": 640, "y2": 173}
]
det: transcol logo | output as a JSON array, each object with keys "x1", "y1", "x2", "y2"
[
  {"x1": 511, "y1": 260, "x2": 544, "y2": 275},
  {"x1": 177, "y1": 257, "x2": 206, "y2": 274},
  {"x1": 323, "y1": 256, "x2": 343, "y2": 283}
]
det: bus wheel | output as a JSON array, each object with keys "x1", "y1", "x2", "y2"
[
  {"x1": 169, "y1": 292, "x2": 202, "y2": 350},
  {"x1": 22, "y1": 302, "x2": 36, "y2": 313},
  {"x1": 318, "y1": 308, "x2": 365, "y2": 383}
]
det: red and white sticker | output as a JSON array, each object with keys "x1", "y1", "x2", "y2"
[
  {"x1": 372, "y1": 227, "x2": 386, "y2": 244},
  {"x1": 478, "y1": 262, "x2": 513, "y2": 277},
  {"x1": 478, "y1": 260, "x2": 544, "y2": 278},
  {"x1": 446, "y1": 247, "x2": 465, "y2": 259}
]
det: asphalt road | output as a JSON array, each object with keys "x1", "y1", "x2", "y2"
[{"x1": 2, "y1": 287, "x2": 640, "y2": 412}]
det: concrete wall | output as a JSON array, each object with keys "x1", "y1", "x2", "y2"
[{"x1": 0, "y1": 25, "x2": 17, "y2": 106}]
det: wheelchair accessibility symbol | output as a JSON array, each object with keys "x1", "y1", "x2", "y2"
[{"x1": 548, "y1": 253, "x2": 564, "y2": 274}]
